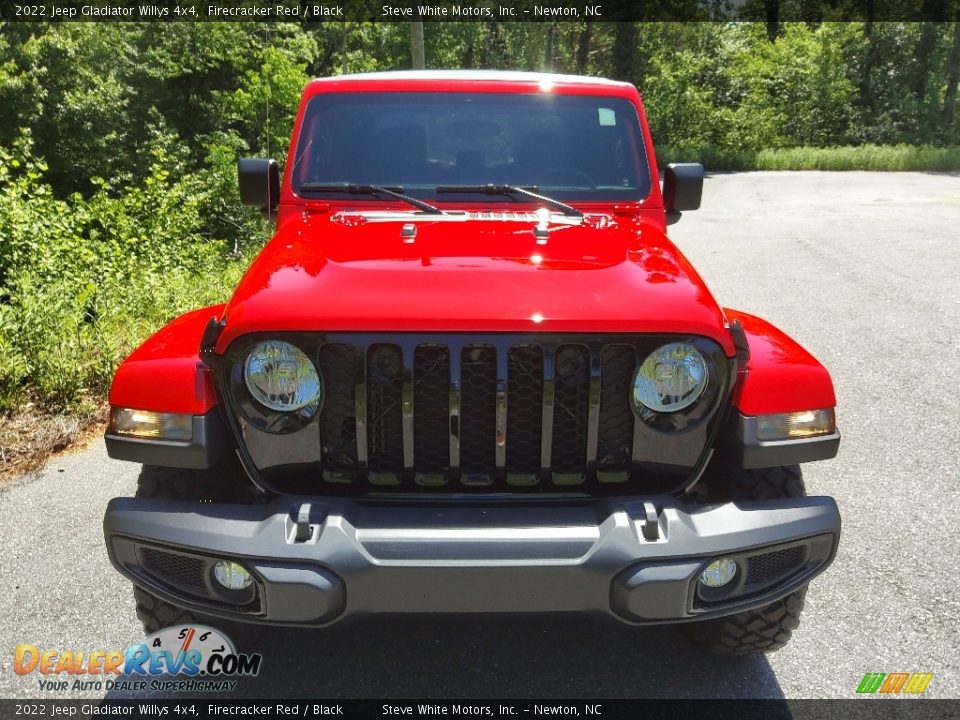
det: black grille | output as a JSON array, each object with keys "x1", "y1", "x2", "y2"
[
  {"x1": 414, "y1": 345, "x2": 450, "y2": 476},
  {"x1": 460, "y1": 345, "x2": 496, "y2": 478},
  {"x1": 317, "y1": 343, "x2": 359, "y2": 476},
  {"x1": 506, "y1": 345, "x2": 543, "y2": 476},
  {"x1": 143, "y1": 549, "x2": 206, "y2": 592},
  {"x1": 597, "y1": 345, "x2": 636, "y2": 476},
  {"x1": 367, "y1": 344, "x2": 404, "y2": 476},
  {"x1": 745, "y1": 546, "x2": 806, "y2": 586},
  {"x1": 223, "y1": 333, "x2": 728, "y2": 495},
  {"x1": 551, "y1": 345, "x2": 590, "y2": 476}
]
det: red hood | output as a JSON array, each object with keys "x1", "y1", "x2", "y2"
[{"x1": 217, "y1": 210, "x2": 734, "y2": 356}]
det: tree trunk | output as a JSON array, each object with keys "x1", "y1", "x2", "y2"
[
  {"x1": 483, "y1": 22, "x2": 506, "y2": 67},
  {"x1": 912, "y1": 24, "x2": 941, "y2": 101},
  {"x1": 942, "y1": 22, "x2": 960, "y2": 137},
  {"x1": 611, "y1": 22, "x2": 636, "y2": 81},
  {"x1": 765, "y1": 0, "x2": 780, "y2": 43},
  {"x1": 575, "y1": 23, "x2": 592, "y2": 74},
  {"x1": 543, "y1": 23, "x2": 555, "y2": 71},
  {"x1": 859, "y1": 4, "x2": 879, "y2": 141},
  {"x1": 411, "y1": 21, "x2": 425, "y2": 69},
  {"x1": 910, "y1": 22, "x2": 941, "y2": 142}
]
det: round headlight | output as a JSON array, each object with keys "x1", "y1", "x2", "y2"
[
  {"x1": 632, "y1": 342, "x2": 708, "y2": 413},
  {"x1": 244, "y1": 341, "x2": 321, "y2": 412}
]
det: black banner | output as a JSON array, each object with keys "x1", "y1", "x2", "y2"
[
  {"x1": 0, "y1": 0, "x2": 958, "y2": 23},
  {"x1": 2, "y1": 700, "x2": 960, "y2": 720}
]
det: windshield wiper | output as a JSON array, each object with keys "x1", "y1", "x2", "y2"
[
  {"x1": 435, "y1": 184, "x2": 583, "y2": 218},
  {"x1": 300, "y1": 183, "x2": 444, "y2": 215}
]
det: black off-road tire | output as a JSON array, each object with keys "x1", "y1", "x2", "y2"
[
  {"x1": 689, "y1": 464, "x2": 810, "y2": 655},
  {"x1": 132, "y1": 463, "x2": 261, "y2": 646}
]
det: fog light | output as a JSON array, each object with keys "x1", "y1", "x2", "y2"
[
  {"x1": 699, "y1": 558, "x2": 737, "y2": 588},
  {"x1": 213, "y1": 561, "x2": 253, "y2": 591}
]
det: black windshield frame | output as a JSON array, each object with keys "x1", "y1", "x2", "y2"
[{"x1": 290, "y1": 91, "x2": 653, "y2": 204}]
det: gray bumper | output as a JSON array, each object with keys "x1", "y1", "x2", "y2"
[{"x1": 103, "y1": 495, "x2": 840, "y2": 626}]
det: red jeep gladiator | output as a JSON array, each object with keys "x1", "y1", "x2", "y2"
[{"x1": 103, "y1": 71, "x2": 841, "y2": 655}]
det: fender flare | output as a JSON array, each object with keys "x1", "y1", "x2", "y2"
[
  {"x1": 106, "y1": 305, "x2": 226, "y2": 468},
  {"x1": 724, "y1": 309, "x2": 840, "y2": 468},
  {"x1": 726, "y1": 309, "x2": 836, "y2": 416}
]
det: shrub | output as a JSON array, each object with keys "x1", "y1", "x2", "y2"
[{"x1": 0, "y1": 130, "x2": 256, "y2": 411}]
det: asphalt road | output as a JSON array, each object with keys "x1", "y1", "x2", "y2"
[{"x1": 1, "y1": 172, "x2": 958, "y2": 700}]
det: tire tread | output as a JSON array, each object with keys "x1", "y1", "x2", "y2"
[
  {"x1": 130, "y1": 464, "x2": 258, "y2": 644},
  {"x1": 689, "y1": 464, "x2": 809, "y2": 655}
]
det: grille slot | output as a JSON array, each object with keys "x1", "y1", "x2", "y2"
[
  {"x1": 367, "y1": 344, "x2": 404, "y2": 477},
  {"x1": 317, "y1": 344, "x2": 360, "y2": 479},
  {"x1": 460, "y1": 345, "x2": 497, "y2": 479},
  {"x1": 506, "y1": 345, "x2": 544, "y2": 477},
  {"x1": 413, "y1": 345, "x2": 451, "y2": 479},
  {"x1": 745, "y1": 546, "x2": 806, "y2": 586},
  {"x1": 597, "y1": 345, "x2": 636, "y2": 476},
  {"x1": 143, "y1": 549, "x2": 206, "y2": 593},
  {"x1": 551, "y1": 345, "x2": 590, "y2": 476}
]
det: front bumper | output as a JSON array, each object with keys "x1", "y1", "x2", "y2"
[{"x1": 103, "y1": 495, "x2": 840, "y2": 626}]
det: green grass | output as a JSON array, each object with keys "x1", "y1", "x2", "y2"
[
  {"x1": 657, "y1": 145, "x2": 960, "y2": 172},
  {"x1": 0, "y1": 261, "x2": 250, "y2": 413}
]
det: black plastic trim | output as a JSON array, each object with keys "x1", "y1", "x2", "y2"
[
  {"x1": 728, "y1": 319, "x2": 750, "y2": 363},
  {"x1": 691, "y1": 534, "x2": 834, "y2": 608},
  {"x1": 199, "y1": 316, "x2": 225, "y2": 368},
  {"x1": 104, "y1": 412, "x2": 226, "y2": 469},
  {"x1": 238, "y1": 158, "x2": 280, "y2": 218},
  {"x1": 103, "y1": 493, "x2": 840, "y2": 627},
  {"x1": 662, "y1": 163, "x2": 703, "y2": 213},
  {"x1": 734, "y1": 413, "x2": 841, "y2": 468}
]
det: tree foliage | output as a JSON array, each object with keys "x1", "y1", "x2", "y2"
[{"x1": 0, "y1": 20, "x2": 958, "y2": 409}]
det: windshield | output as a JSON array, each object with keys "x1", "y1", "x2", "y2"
[{"x1": 290, "y1": 91, "x2": 651, "y2": 203}]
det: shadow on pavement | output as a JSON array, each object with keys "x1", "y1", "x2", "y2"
[{"x1": 216, "y1": 614, "x2": 784, "y2": 699}]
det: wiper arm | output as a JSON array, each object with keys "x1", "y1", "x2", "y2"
[
  {"x1": 300, "y1": 182, "x2": 444, "y2": 215},
  {"x1": 435, "y1": 184, "x2": 583, "y2": 218}
]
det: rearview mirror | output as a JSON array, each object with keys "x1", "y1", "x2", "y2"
[
  {"x1": 662, "y1": 163, "x2": 703, "y2": 225},
  {"x1": 238, "y1": 158, "x2": 280, "y2": 217}
]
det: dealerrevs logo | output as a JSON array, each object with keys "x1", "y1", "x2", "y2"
[{"x1": 14, "y1": 625, "x2": 262, "y2": 693}]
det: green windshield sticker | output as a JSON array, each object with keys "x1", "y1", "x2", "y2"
[{"x1": 598, "y1": 108, "x2": 617, "y2": 126}]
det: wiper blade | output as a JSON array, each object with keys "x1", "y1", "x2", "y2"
[
  {"x1": 300, "y1": 183, "x2": 444, "y2": 215},
  {"x1": 435, "y1": 184, "x2": 583, "y2": 218}
]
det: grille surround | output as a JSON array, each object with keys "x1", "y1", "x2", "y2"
[{"x1": 219, "y1": 333, "x2": 732, "y2": 497}]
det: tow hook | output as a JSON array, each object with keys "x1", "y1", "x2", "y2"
[
  {"x1": 641, "y1": 501, "x2": 661, "y2": 541},
  {"x1": 287, "y1": 502, "x2": 326, "y2": 544}
]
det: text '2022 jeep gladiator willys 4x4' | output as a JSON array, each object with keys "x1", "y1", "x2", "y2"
[{"x1": 102, "y1": 71, "x2": 841, "y2": 655}]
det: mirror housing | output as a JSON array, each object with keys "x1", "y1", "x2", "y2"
[
  {"x1": 662, "y1": 162, "x2": 704, "y2": 225},
  {"x1": 238, "y1": 158, "x2": 280, "y2": 217}
]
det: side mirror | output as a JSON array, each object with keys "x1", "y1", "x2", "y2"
[
  {"x1": 662, "y1": 162, "x2": 703, "y2": 225},
  {"x1": 238, "y1": 158, "x2": 280, "y2": 217}
]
